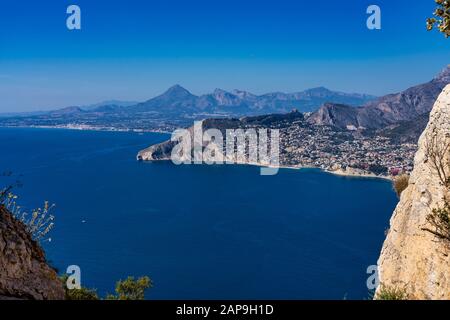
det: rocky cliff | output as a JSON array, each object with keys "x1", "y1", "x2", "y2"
[
  {"x1": 376, "y1": 84, "x2": 450, "y2": 299},
  {"x1": 0, "y1": 206, "x2": 65, "y2": 300}
]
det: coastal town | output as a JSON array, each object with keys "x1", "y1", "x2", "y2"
[
  {"x1": 137, "y1": 111, "x2": 419, "y2": 179},
  {"x1": 278, "y1": 120, "x2": 417, "y2": 177},
  {"x1": 1, "y1": 106, "x2": 419, "y2": 179},
  {"x1": 217, "y1": 112, "x2": 418, "y2": 178}
]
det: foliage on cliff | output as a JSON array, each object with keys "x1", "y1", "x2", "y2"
[
  {"x1": 65, "y1": 287, "x2": 100, "y2": 300},
  {"x1": 425, "y1": 135, "x2": 450, "y2": 187},
  {"x1": 0, "y1": 205, "x2": 65, "y2": 299},
  {"x1": 1, "y1": 174, "x2": 55, "y2": 242},
  {"x1": 424, "y1": 201, "x2": 450, "y2": 242},
  {"x1": 106, "y1": 276, "x2": 153, "y2": 300},
  {"x1": 423, "y1": 135, "x2": 450, "y2": 244},
  {"x1": 393, "y1": 174, "x2": 410, "y2": 197},
  {"x1": 62, "y1": 276, "x2": 153, "y2": 300},
  {"x1": 427, "y1": 0, "x2": 450, "y2": 37},
  {"x1": 376, "y1": 285, "x2": 408, "y2": 300}
]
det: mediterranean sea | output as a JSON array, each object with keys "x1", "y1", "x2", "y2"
[{"x1": 0, "y1": 127, "x2": 398, "y2": 299}]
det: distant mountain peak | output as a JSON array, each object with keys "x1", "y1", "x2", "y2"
[
  {"x1": 435, "y1": 65, "x2": 450, "y2": 82},
  {"x1": 137, "y1": 84, "x2": 197, "y2": 110},
  {"x1": 210, "y1": 88, "x2": 243, "y2": 106},
  {"x1": 83, "y1": 100, "x2": 139, "y2": 109},
  {"x1": 213, "y1": 88, "x2": 229, "y2": 95},
  {"x1": 163, "y1": 84, "x2": 194, "y2": 97},
  {"x1": 232, "y1": 89, "x2": 257, "y2": 99},
  {"x1": 8, "y1": 84, "x2": 377, "y2": 121},
  {"x1": 51, "y1": 106, "x2": 84, "y2": 115},
  {"x1": 305, "y1": 86, "x2": 332, "y2": 93}
]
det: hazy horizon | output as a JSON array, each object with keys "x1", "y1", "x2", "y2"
[{"x1": 1, "y1": 0, "x2": 449, "y2": 112}]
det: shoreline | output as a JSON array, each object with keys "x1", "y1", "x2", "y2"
[
  {"x1": 0, "y1": 125, "x2": 392, "y2": 181},
  {"x1": 323, "y1": 168, "x2": 392, "y2": 181},
  {"x1": 140, "y1": 157, "x2": 393, "y2": 181},
  {"x1": 0, "y1": 125, "x2": 172, "y2": 134},
  {"x1": 235, "y1": 161, "x2": 393, "y2": 181}
]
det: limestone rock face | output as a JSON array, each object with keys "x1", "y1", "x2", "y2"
[
  {"x1": 376, "y1": 85, "x2": 450, "y2": 299},
  {"x1": 0, "y1": 206, "x2": 65, "y2": 300}
]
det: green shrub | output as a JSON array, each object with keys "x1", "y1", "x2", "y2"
[
  {"x1": 61, "y1": 275, "x2": 153, "y2": 300},
  {"x1": 65, "y1": 287, "x2": 99, "y2": 300},
  {"x1": 63, "y1": 277, "x2": 152, "y2": 300},
  {"x1": 60, "y1": 275, "x2": 99, "y2": 300},
  {"x1": 106, "y1": 276, "x2": 153, "y2": 300},
  {"x1": 376, "y1": 285, "x2": 408, "y2": 300}
]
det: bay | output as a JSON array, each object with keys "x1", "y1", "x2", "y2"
[{"x1": 0, "y1": 127, "x2": 397, "y2": 299}]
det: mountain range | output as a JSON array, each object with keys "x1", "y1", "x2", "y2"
[
  {"x1": 1, "y1": 66, "x2": 448, "y2": 141},
  {"x1": 81, "y1": 100, "x2": 139, "y2": 110},
  {"x1": 2, "y1": 86, "x2": 376, "y2": 119},
  {"x1": 125, "y1": 85, "x2": 376, "y2": 115},
  {"x1": 0, "y1": 86, "x2": 376, "y2": 131},
  {"x1": 308, "y1": 66, "x2": 450, "y2": 132}
]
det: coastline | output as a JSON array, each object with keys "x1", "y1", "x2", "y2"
[
  {"x1": 0, "y1": 125, "x2": 392, "y2": 181},
  {"x1": 323, "y1": 168, "x2": 393, "y2": 181},
  {"x1": 140, "y1": 156, "x2": 393, "y2": 181},
  {"x1": 0, "y1": 125, "x2": 172, "y2": 135},
  {"x1": 236, "y1": 161, "x2": 393, "y2": 181}
]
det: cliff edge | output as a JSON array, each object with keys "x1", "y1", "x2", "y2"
[
  {"x1": 376, "y1": 84, "x2": 450, "y2": 299},
  {"x1": 0, "y1": 206, "x2": 65, "y2": 300}
]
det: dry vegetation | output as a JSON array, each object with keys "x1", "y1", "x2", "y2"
[
  {"x1": 425, "y1": 133, "x2": 450, "y2": 187},
  {"x1": 423, "y1": 133, "x2": 450, "y2": 244},
  {"x1": 393, "y1": 174, "x2": 410, "y2": 197}
]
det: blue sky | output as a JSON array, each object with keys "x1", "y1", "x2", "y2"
[{"x1": 0, "y1": 0, "x2": 449, "y2": 111}]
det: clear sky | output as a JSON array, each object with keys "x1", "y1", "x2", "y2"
[{"x1": 0, "y1": 0, "x2": 449, "y2": 112}]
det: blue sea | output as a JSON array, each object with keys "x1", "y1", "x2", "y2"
[{"x1": 0, "y1": 127, "x2": 398, "y2": 299}]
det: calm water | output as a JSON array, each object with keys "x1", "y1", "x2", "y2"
[{"x1": 0, "y1": 127, "x2": 398, "y2": 299}]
